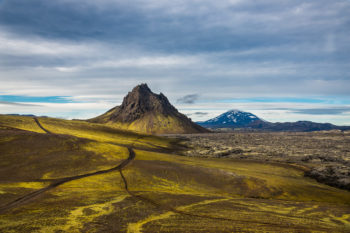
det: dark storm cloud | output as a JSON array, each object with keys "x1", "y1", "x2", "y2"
[
  {"x1": 0, "y1": 0, "x2": 349, "y2": 54},
  {"x1": 177, "y1": 94, "x2": 199, "y2": 104},
  {"x1": 1, "y1": 0, "x2": 350, "y2": 65},
  {"x1": 0, "y1": 0, "x2": 155, "y2": 47}
]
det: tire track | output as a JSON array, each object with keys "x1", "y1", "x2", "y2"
[{"x1": 33, "y1": 117, "x2": 52, "y2": 134}]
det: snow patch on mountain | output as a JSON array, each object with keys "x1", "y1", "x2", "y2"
[{"x1": 198, "y1": 109, "x2": 260, "y2": 128}]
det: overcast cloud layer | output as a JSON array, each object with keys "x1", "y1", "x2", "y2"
[{"x1": 0, "y1": 0, "x2": 349, "y2": 124}]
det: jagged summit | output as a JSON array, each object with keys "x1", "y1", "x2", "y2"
[
  {"x1": 112, "y1": 83, "x2": 178, "y2": 123},
  {"x1": 88, "y1": 84, "x2": 208, "y2": 134}
]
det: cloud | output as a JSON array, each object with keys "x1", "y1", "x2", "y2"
[
  {"x1": 0, "y1": 31, "x2": 96, "y2": 56},
  {"x1": 194, "y1": 112, "x2": 208, "y2": 116},
  {"x1": 0, "y1": 0, "x2": 349, "y2": 125},
  {"x1": 291, "y1": 107, "x2": 350, "y2": 115},
  {"x1": 0, "y1": 102, "x2": 114, "y2": 120},
  {"x1": 1, "y1": 0, "x2": 349, "y2": 53},
  {"x1": 186, "y1": 111, "x2": 208, "y2": 116},
  {"x1": 0, "y1": 101, "x2": 40, "y2": 106},
  {"x1": 177, "y1": 94, "x2": 199, "y2": 104}
]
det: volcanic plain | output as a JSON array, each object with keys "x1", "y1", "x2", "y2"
[{"x1": 0, "y1": 115, "x2": 349, "y2": 232}]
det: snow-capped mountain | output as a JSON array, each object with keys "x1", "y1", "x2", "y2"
[
  {"x1": 197, "y1": 110, "x2": 260, "y2": 128},
  {"x1": 197, "y1": 109, "x2": 350, "y2": 131}
]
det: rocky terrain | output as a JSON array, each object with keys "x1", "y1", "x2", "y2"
[
  {"x1": 89, "y1": 84, "x2": 208, "y2": 134},
  {"x1": 169, "y1": 130, "x2": 350, "y2": 190}
]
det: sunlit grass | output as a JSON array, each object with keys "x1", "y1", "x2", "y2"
[
  {"x1": 132, "y1": 149, "x2": 350, "y2": 204},
  {"x1": 0, "y1": 115, "x2": 44, "y2": 133},
  {"x1": 0, "y1": 182, "x2": 47, "y2": 192},
  {"x1": 38, "y1": 117, "x2": 175, "y2": 149},
  {"x1": 107, "y1": 113, "x2": 197, "y2": 134},
  {"x1": 82, "y1": 142, "x2": 128, "y2": 161},
  {"x1": 0, "y1": 129, "x2": 130, "y2": 181}
]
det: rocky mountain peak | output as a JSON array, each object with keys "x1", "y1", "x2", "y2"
[
  {"x1": 130, "y1": 83, "x2": 152, "y2": 94},
  {"x1": 110, "y1": 84, "x2": 177, "y2": 123},
  {"x1": 88, "y1": 84, "x2": 209, "y2": 134}
]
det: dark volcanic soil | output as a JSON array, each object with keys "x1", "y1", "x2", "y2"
[{"x1": 167, "y1": 130, "x2": 350, "y2": 191}]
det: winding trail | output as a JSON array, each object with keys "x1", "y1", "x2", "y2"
[
  {"x1": 34, "y1": 117, "x2": 52, "y2": 134},
  {"x1": 0, "y1": 118, "x2": 136, "y2": 214},
  {"x1": 0, "y1": 118, "x2": 329, "y2": 231},
  {"x1": 0, "y1": 147, "x2": 135, "y2": 214}
]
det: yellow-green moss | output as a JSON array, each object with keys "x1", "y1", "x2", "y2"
[
  {"x1": 0, "y1": 115, "x2": 44, "y2": 133},
  {"x1": 82, "y1": 142, "x2": 128, "y2": 161}
]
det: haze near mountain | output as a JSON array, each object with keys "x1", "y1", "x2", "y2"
[{"x1": 88, "y1": 84, "x2": 208, "y2": 134}]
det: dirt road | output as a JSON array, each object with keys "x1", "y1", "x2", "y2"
[
  {"x1": 34, "y1": 117, "x2": 52, "y2": 134},
  {"x1": 0, "y1": 119, "x2": 136, "y2": 214}
]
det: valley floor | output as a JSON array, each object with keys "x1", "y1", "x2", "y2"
[{"x1": 0, "y1": 115, "x2": 349, "y2": 232}]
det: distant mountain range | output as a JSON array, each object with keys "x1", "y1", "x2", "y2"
[
  {"x1": 197, "y1": 110, "x2": 350, "y2": 132},
  {"x1": 88, "y1": 84, "x2": 208, "y2": 134}
]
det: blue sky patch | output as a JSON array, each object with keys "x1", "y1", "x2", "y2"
[{"x1": 0, "y1": 95, "x2": 74, "y2": 103}]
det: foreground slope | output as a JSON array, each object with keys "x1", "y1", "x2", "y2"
[
  {"x1": 88, "y1": 84, "x2": 208, "y2": 134},
  {"x1": 0, "y1": 115, "x2": 349, "y2": 232}
]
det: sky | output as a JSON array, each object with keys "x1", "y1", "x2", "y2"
[{"x1": 0, "y1": 0, "x2": 349, "y2": 125}]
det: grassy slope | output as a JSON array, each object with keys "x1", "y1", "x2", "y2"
[
  {"x1": 38, "y1": 117, "x2": 176, "y2": 149},
  {"x1": 0, "y1": 128, "x2": 128, "y2": 181},
  {"x1": 90, "y1": 105, "x2": 208, "y2": 134},
  {"x1": 0, "y1": 115, "x2": 349, "y2": 232},
  {"x1": 0, "y1": 115, "x2": 45, "y2": 133},
  {"x1": 103, "y1": 112, "x2": 204, "y2": 134}
]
